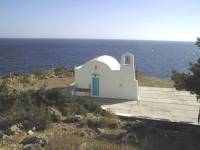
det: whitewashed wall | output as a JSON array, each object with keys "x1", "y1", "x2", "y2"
[{"x1": 75, "y1": 59, "x2": 138, "y2": 100}]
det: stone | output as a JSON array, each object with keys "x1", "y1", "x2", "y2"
[
  {"x1": 21, "y1": 136, "x2": 48, "y2": 147},
  {"x1": 7, "y1": 125, "x2": 21, "y2": 135},
  {"x1": 47, "y1": 107, "x2": 65, "y2": 122},
  {"x1": 96, "y1": 128, "x2": 105, "y2": 134},
  {"x1": 2, "y1": 134, "x2": 12, "y2": 144},
  {"x1": 64, "y1": 115, "x2": 84, "y2": 124},
  {"x1": 32, "y1": 127, "x2": 36, "y2": 131},
  {"x1": 17, "y1": 123, "x2": 24, "y2": 130},
  {"x1": 27, "y1": 130, "x2": 34, "y2": 135},
  {"x1": 2, "y1": 134, "x2": 9, "y2": 140},
  {"x1": 50, "y1": 74, "x2": 56, "y2": 78},
  {"x1": 74, "y1": 115, "x2": 83, "y2": 121},
  {"x1": 58, "y1": 75, "x2": 64, "y2": 78}
]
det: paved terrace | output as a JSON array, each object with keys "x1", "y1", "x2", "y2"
[{"x1": 95, "y1": 87, "x2": 200, "y2": 124}]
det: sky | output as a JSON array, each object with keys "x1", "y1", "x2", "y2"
[{"x1": 0, "y1": 0, "x2": 200, "y2": 41}]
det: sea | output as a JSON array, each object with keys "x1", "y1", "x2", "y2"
[{"x1": 0, "y1": 38, "x2": 199, "y2": 79}]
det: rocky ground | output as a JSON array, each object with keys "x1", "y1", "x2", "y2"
[
  {"x1": 1, "y1": 112, "x2": 200, "y2": 150},
  {"x1": 0, "y1": 113, "x2": 136, "y2": 150}
]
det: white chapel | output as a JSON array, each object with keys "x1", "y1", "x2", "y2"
[{"x1": 74, "y1": 52, "x2": 138, "y2": 100}]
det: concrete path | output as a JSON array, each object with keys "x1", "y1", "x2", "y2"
[{"x1": 96, "y1": 87, "x2": 200, "y2": 124}]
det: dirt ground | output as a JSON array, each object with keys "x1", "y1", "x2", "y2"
[{"x1": 25, "y1": 76, "x2": 74, "y2": 90}]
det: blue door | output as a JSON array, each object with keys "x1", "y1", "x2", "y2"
[{"x1": 92, "y1": 78, "x2": 99, "y2": 96}]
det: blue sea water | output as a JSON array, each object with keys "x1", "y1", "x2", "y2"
[{"x1": 0, "y1": 38, "x2": 199, "y2": 78}]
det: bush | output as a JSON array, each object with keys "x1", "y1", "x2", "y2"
[
  {"x1": 9, "y1": 105, "x2": 52, "y2": 131},
  {"x1": 171, "y1": 38, "x2": 200, "y2": 99},
  {"x1": 171, "y1": 70, "x2": 188, "y2": 90},
  {"x1": 0, "y1": 87, "x2": 108, "y2": 131},
  {"x1": 77, "y1": 97, "x2": 103, "y2": 114},
  {"x1": 99, "y1": 117, "x2": 119, "y2": 128},
  {"x1": 61, "y1": 103, "x2": 87, "y2": 116},
  {"x1": 0, "y1": 87, "x2": 104, "y2": 115},
  {"x1": 86, "y1": 115, "x2": 120, "y2": 129},
  {"x1": 0, "y1": 93, "x2": 17, "y2": 113}
]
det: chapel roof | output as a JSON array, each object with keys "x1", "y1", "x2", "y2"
[{"x1": 95, "y1": 55, "x2": 120, "y2": 70}]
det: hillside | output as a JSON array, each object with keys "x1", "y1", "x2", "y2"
[
  {"x1": 0, "y1": 69, "x2": 174, "y2": 92},
  {"x1": 1, "y1": 68, "x2": 190, "y2": 150}
]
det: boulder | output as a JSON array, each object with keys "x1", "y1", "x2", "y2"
[
  {"x1": 2, "y1": 134, "x2": 9, "y2": 140},
  {"x1": 2, "y1": 134, "x2": 9, "y2": 142},
  {"x1": 50, "y1": 74, "x2": 56, "y2": 78},
  {"x1": 96, "y1": 128, "x2": 106, "y2": 134},
  {"x1": 27, "y1": 130, "x2": 34, "y2": 136},
  {"x1": 2, "y1": 134, "x2": 12, "y2": 144},
  {"x1": 64, "y1": 115, "x2": 84, "y2": 123},
  {"x1": 74, "y1": 115, "x2": 83, "y2": 121},
  {"x1": 7, "y1": 125, "x2": 22, "y2": 135},
  {"x1": 47, "y1": 107, "x2": 65, "y2": 122},
  {"x1": 21, "y1": 136, "x2": 48, "y2": 147},
  {"x1": 58, "y1": 75, "x2": 64, "y2": 78},
  {"x1": 32, "y1": 127, "x2": 36, "y2": 131},
  {"x1": 17, "y1": 123, "x2": 24, "y2": 130}
]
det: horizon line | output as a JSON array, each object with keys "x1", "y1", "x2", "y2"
[{"x1": 0, "y1": 37, "x2": 195, "y2": 43}]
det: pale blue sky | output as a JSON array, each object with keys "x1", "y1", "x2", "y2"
[{"x1": 0, "y1": 0, "x2": 199, "y2": 41}]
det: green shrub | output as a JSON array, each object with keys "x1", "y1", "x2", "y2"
[
  {"x1": 61, "y1": 103, "x2": 87, "y2": 116},
  {"x1": 0, "y1": 94, "x2": 17, "y2": 113},
  {"x1": 77, "y1": 97, "x2": 102, "y2": 113},
  {"x1": 46, "y1": 88, "x2": 67, "y2": 106},
  {"x1": 99, "y1": 117, "x2": 119, "y2": 128},
  {"x1": 86, "y1": 115, "x2": 119, "y2": 129},
  {"x1": 0, "y1": 87, "x2": 108, "y2": 131}
]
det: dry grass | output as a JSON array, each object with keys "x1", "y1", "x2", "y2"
[
  {"x1": 0, "y1": 69, "x2": 174, "y2": 92},
  {"x1": 137, "y1": 74, "x2": 174, "y2": 88},
  {"x1": 25, "y1": 76, "x2": 74, "y2": 90},
  {"x1": 46, "y1": 132, "x2": 135, "y2": 150},
  {"x1": 0, "y1": 76, "x2": 74, "y2": 93}
]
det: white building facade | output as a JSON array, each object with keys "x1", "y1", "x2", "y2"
[{"x1": 75, "y1": 52, "x2": 138, "y2": 100}]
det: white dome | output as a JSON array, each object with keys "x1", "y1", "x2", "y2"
[{"x1": 95, "y1": 55, "x2": 120, "y2": 70}]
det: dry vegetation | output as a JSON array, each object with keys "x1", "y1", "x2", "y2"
[
  {"x1": 2, "y1": 68, "x2": 197, "y2": 150},
  {"x1": 0, "y1": 68, "x2": 174, "y2": 93},
  {"x1": 46, "y1": 123, "x2": 135, "y2": 150},
  {"x1": 137, "y1": 73, "x2": 174, "y2": 88},
  {"x1": 0, "y1": 67, "x2": 137, "y2": 149},
  {"x1": 0, "y1": 67, "x2": 74, "y2": 94}
]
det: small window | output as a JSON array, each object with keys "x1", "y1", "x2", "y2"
[
  {"x1": 95, "y1": 65, "x2": 97, "y2": 69},
  {"x1": 125, "y1": 56, "x2": 130, "y2": 64},
  {"x1": 119, "y1": 83, "x2": 123, "y2": 87}
]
